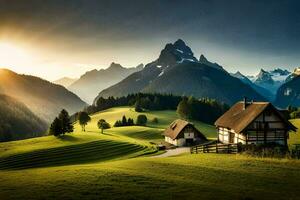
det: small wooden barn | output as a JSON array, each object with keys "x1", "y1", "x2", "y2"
[
  {"x1": 215, "y1": 99, "x2": 297, "y2": 146},
  {"x1": 163, "y1": 119, "x2": 207, "y2": 146}
]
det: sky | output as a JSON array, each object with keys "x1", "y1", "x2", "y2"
[{"x1": 0, "y1": 0, "x2": 300, "y2": 81}]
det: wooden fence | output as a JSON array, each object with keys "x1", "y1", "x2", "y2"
[{"x1": 191, "y1": 143, "x2": 238, "y2": 154}]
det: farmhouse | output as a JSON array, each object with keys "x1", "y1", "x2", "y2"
[
  {"x1": 163, "y1": 119, "x2": 207, "y2": 146},
  {"x1": 215, "y1": 99, "x2": 297, "y2": 146}
]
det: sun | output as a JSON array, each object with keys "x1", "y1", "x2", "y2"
[{"x1": 0, "y1": 41, "x2": 30, "y2": 67}]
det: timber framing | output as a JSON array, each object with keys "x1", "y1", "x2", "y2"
[{"x1": 215, "y1": 99, "x2": 297, "y2": 147}]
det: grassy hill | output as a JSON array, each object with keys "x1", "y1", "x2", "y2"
[
  {"x1": 0, "y1": 107, "x2": 216, "y2": 169},
  {"x1": 1, "y1": 153, "x2": 300, "y2": 200},
  {"x1": 0, "y1": 108, "x2": 299, "y2": 199}
]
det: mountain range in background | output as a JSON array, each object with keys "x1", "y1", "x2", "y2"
[
  {"x1": 276, "y1": 75, "x2": 300, "y2": 107},
  {"x1": 0, "y1": 69, "x2": 87, "y2": 123},
  {"x1": 1, "y1": 39, "x2": 300, "y2": 142},
  {"x1": 253, "y1": 68, "x2": 290, "y2": 94},
  {"x1": 68, "y1": 62, "x2": 143, "y2": 103},
  {"x1": 233, "y1": 67, "x2": 300, "y2": 106},
  {"x1": 54, "y1": 77, "x2": 78, "y2": 88},
  {"x1": 231, "y1": 71, "x2": 274, "y2": 101},
  {"x1": 96, "y1": 39, "x2": 265, "y2": 105}
]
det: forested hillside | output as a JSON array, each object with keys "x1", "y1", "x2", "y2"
[
  {"x1": 0, "y1": 69, "x2": 87, "y2": 123},
  {"x1": 0, "y1": 94, "x2": 47, "y2": 142}
]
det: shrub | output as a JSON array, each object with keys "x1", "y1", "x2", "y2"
[
  {"x1": 290, "y1": 110, "x2": 300, "y2": 119},
  {"x1": 239, "y1": 143, "x2": 288, "y2": 158},
  {"x1": 136, "y1": 115, "x2": 147, "y2": 126},
  {"x1": 152, "y1": 117, "x2": 158, "y2": 123}
]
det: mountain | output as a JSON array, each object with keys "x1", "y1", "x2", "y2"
[
  {"x1": 231, "y1": 71, "x2": 253, "y2": 85},
  {"x1": 275, "y1": 76, "x2": 300, "y2": 108},
  {"x1": 286, "y1": 67, "x2": 300, "y2": 82},
  {"x1": 253, "y1": 68, "x2": 291, "y2": 94},
  {"x1": 68, "y1": 62, "x2": 143, "y2": 103},
  {"x1": 0, "y1": 69, "x2": 87, "y2": 123},
  {"x1": 96, "y1": 39, "x2": 265, "y2": 105},
  {"x1": 199, "y1": 54, "x2": 225, "y2": 71},
  {"x1": 231, "y1": 71, "x2": 274, "y2": 100},
  {"x1": 0, "y1": 94, "x2": 47, "y2": 142},
  {"x1": 269, "y1": 68, "x2": 291, "y2": 81},
  {"x1": 53, "y1": 77, "x2": 78, "y2": 88}
]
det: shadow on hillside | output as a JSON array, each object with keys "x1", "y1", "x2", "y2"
[{"x1": 56, "y1": 135, "x2": 80, "y2": 142}]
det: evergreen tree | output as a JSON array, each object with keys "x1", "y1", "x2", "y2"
[
  {"x1": 114, "y1": 120, "x2": 122, "y2": 127},
  {"x1": 58, "y1": 109, "x2": 73, "y2": 134},
  {"x1": 134, "y1": 100, "x2": 143, "y2": 112},
  {"x1": 49, "y1": 117, "x2": 63, "y2": 136},
  {"x1": 127, "y1": 118, "x2": 134, "y2": 126},
  {"x1": 140, "y1": 97, "x2": 151, "y2": 109},
  {"x1": 78, "y1": 112, "x2": 91, "y2": 132},
  {"x1": 97, "y1": 119, "x2": 110, "y2": 134},
  {"x1": 122, "y1": 115, "x2": 127, "y2": 126},
  {"x1": 177, "y1": 97, "x2": 190, "y2": 119}
]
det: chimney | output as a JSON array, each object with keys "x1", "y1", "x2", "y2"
[{"x1": 243, "y1": 97, "x2": 247, "y2": 110}]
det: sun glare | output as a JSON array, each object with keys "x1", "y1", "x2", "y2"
[{"x1": 0, "y1": 41, "x2": 30, "y2": 68}]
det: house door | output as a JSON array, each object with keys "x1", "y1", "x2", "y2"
[
  {"x1": 229, "y1": 133, "x2": 235, "y2": 143},
  {"x1": 186, "y1": 139, "x2": 194, "y2": 146}
]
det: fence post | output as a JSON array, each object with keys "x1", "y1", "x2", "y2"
[
  {"x1": 227, "y1": 144, "x2": 230, "y2": 154},
  {"x1": 216, "y1": 143, "x2": 218, "y2": 153}
]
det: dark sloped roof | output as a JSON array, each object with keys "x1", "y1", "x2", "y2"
[{"x1": 215, "y1": 101, "x2": 297, "y2": 133}]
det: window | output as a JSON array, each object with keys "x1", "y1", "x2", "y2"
[{"x1": 171, "y1": 123, "x2": 177, "y2": 130}]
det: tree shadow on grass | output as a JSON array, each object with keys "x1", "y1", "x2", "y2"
[{"x1": 56, "y1": 134, "x2": 80, "y2": 142}]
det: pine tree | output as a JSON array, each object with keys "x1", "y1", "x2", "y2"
[
  {"x1": 114, "y1": 120, "x2": 122, "y2": 127},
  {"x1": 177, "y1": 98, "x2": 190, "y2": 119},
  {"x1": 58, "y1": 109, "x2": 73, "y2": 134},
  {"x1": 134, "y1": 100, "x2": 143, "y2": 112},
  {"x1": 127, "y1": 118, "x2": 134, "y2": 126},
  {"x1": 122, "y1": 115, "x2": 127, "y2": 126},
  {"x1": 49, "y1": 117, "x2": 63, "y2": 136}
]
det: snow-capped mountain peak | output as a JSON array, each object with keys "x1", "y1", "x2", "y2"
[
  {"x1": 156, "y1": 39, "x2": 198, "y2": 67},
  {"x1": 255, "y1": 69, "x2": 274, "y2": 84}
]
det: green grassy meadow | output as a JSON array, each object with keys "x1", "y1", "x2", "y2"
[
  {"x1": 1, "y1": 154, "x2": 300, "y2": 200},
  {"x1": 0, "y1": 108, "x2": 300, "y2": 200},
  {"x1": 289, "y1": 119, "x2": 300, "y2": 149},
  {"x1": 0, "y1": 107, "x2": 217, "y2": 170}
]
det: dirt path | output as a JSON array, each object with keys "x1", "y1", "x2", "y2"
[{"x1": 152, "y1": 147, "x2": 190, "y2": 158}]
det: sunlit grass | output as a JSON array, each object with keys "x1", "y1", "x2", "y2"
[{"x1": 1, "y1": 153, "x2": 300, "y2": 199}]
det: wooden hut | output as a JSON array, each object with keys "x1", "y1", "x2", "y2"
[
  {"x1": 215, "y1": 99, "x2": 297, "y2": 146},
  {"x1": 163, "y1": 119, "x2": 207, "y2": 146}
]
